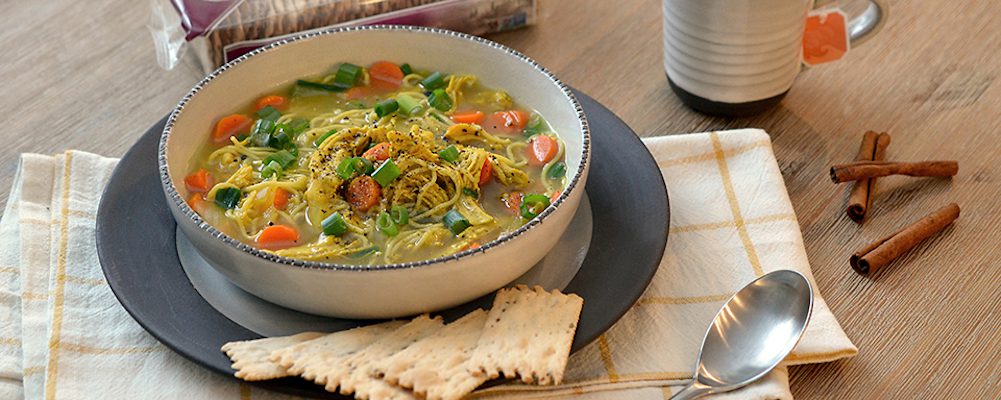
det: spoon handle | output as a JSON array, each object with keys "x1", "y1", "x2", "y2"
[{"x1": 669, "y1": 381, "x2": 712, "y2": 400}]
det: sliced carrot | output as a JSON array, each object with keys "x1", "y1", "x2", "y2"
[
  {"x1": 184, "y1": 169, "x2": 214, "y2": 193},
  {"x1": 273, "y1": 187, "x2": 290, "y2": 211},
  {"x1": 479, "y1": 158, "x2": 493, "y2": 187},
  {"x1": 212, "y1": 114, "x2": 252, "y2": 144},
  {"x1": 527, "y1": 135, "x2": 559, "y2": 166},
  {"x1": 346, "y1": 175, "x2": 382, "y2": 213},
  {"x1": 368, "y1": 61, "x2": 404, "y2": 91},
  {"x1": 550, "y1": 191, "x2": 562, "y2": 203},
  {"x1": 256, "y1": 225, "x2": 300, "y2": 249},
  {"x1": 503, "y1": 191, "x2": 523, "y2": 215},
  {"x1": 483, "y1": 110, "x2": 529, "y2": 135},
  {"x1": 346, "y1": 85, "x2": 375, "y2": 100},
  {"x1": 362, "y1": 142, "x2": 391, "y2": 162},
  {"x1": 255, "y1": 95, "x2": 288, "y2": 111},
  {"x1": 187, "y1": 193, "x2": 208, "y2": 213},
  {"x1": 451, "y1": 111, "x2": 485, "y2": 124},
  {"x1": 462, "y1": 242, "x2": 481, "y2": 251},
  {"x1": 508, "y1": 110, "x2": 529, "y2": 128}
]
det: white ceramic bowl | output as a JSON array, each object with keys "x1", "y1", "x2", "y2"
[{"x1": 159, "y1": 26, "x2": 590, "y2": 319}]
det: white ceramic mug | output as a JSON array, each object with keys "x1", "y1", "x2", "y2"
[{"x1": 663, "y1": 0, "x2": 885, "y2": 116}]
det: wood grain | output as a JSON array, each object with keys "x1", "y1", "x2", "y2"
[{"x1": 1, "y1": 0, "x2": 999, "y2": 398}]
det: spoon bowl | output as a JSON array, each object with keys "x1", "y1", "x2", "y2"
[{"x1": 672, "y1": 269, "x2": 813, "y2": 399}]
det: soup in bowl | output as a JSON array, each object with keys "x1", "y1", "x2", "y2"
[
  {"x1": 185, "y1": 61, "x2": 568, "y2": 264},
  {"x1": 160, "y1": 26, "x2": 590, "y2": 318}
]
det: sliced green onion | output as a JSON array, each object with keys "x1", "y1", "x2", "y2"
[
  {"x1": 336, "y1": 157, "x2": 374, "y2": 180},
  {"x1": 376, "y1": 211, "x2": 399, "y2": 237},
  {"x1": 257, "y1": 105, "x2": 281, "y2": 121},
  {"x1": 272, "y1": 122, "x2": 291, "y2": 135},
  {"x1": 349, "y1": 246, "x2": 379, "y2": 259},
  {"x1": 251, "y1": 133, "x2": 269, "y2": 148},
  {"x1": 250, "y1": 119, "x2": 276, "y2": 147},
  {"x1": 519, "y1": 194, "x2": 550, "y2": 219},
  {"x1": 443, "y1": 209, "x2": 471, "y2": 235},
  {"x1": 547, "y1": 162, "x2": 567, "y2": 179},
  {"x1": 374, "y1": 99, "x2": 399, "y2": 118},
  {"x1": 400, "y1": 63, "x2": 413, "y2": 75},
  {"x1": 420, "y1": 71, "x2": 445, "y2": 90},
  {"x1": 339, "y1": 63, "x2": 362, "y2": 79},
  {"x1": 214, "y1": 187, "x2": 242, "y2": 209},
  {"x1": 260, "y1": 160, "x2": 283, "y2": 179},
  {"x1": 296, "y1": 79, "x2": 343, "y2": 92},
  {"x1": 389, "y1": 205, "x2": 409, "y2": 226},
  {"x1": 438, "y1": 145, "x2": 460, "y2": 163},
  {"x1": 263, "y1": 150, "x2": 296, "y2": 169},
  {"x1": 335, "y1": 158, "x2": 354, "y2": 179},
  {"x1": 333, "y1": 63, "x2": 362, "y2": 89},
  {"x1": 313, "y1": 129, "x2": 337, "y2": 147},
  {"x1": 462, "y1": 187, "x2": 479, "y2": 199},
  {"x1": 523, "y1": 113, "x2": 546, "y2": 138},
  {"x1": 269, "y1": 132, "x2": 291, "y2": 150},
  {"x1": 355, "y1": 157, "x2": 374, "y2": 175},
  {"x1": 268, "y1": 127, "x2": 292, "y2": 150},
  {"x1": 371, "y1": 159, "x2": 401, "y2": 187},
  {"x1": 429, "y1": 89, "x2": 452, "y2": 111},
  {"x1": 321, "y1": 212, "x2": 348, "y2": 236},
  {"x1": 289, "y1": 118, "x2": 310, "y2": 135},
  {"x1": 396, "y1": 94, "x2": 423, "y2": 116},
  {"x1": 251, "y1": 118, "x2": 275, "y2": 135}
]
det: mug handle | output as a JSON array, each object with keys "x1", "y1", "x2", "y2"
[{"x1": 837, "y1": 0, "x2": 886, "y2": 45}]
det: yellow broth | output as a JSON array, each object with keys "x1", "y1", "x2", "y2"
[{"x1": 184, "y1": 62, "x2": 567, "y2": 264}]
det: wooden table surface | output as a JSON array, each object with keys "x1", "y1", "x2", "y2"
[{"x1": 2, "y1": 0, "x2": 999, "y2": 398}]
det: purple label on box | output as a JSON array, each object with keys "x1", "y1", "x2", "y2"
[
  {"x1": 220, "y1": 0, "x2": 533, "y2": 64},
  {"x1": 171, "y1": 0, "x2": 239, "y2": 41}
]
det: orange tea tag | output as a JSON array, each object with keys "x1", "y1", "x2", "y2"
[{"x1": 803, "y1": 9, "x2": 850, "y2": 66}]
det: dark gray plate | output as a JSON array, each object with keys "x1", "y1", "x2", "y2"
[{"x1": 96, "y1": 90, "x2": 669, "y2": 398}]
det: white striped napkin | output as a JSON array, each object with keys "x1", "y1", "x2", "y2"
[
  {"x1": 474, "y1": 129, "x2": 858, "y2": 399},
  {"x1": 0, "y1": 129, "x2": 856, "y2": 399}
]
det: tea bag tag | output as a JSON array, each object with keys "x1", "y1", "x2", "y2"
[{"x1": 802, "y1": 9, "x2": 850, "y2": 67}]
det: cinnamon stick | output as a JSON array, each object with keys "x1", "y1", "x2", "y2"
[
  {"x1": 846, "y1": 132, "x2": 891, "y2": 222},
  {"x1": 830, "y1": 160, "x2": 958, "y2": 183},
  {"x1": 846, "y1": 132, "x2": 878, "y2": 213},
  {"x1": 850, "y1": 203, "x2": 960, "y2": 275}
]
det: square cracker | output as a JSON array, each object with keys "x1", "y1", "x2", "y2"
[
  {"x1": 221, "y1": 331, "x2": 325, "y2": 381},
  {"x1": 350, "y1": 379, "x2": 415, "y2": 400},
  {"x1": 375, "y1": 309, "x2": 489, "y2": 400},
  {"x1": 468, "y1": 285, "x2": 584, "y2": 385},
  {"x1": 270, "y1": 320, "x2": 406, "y2": 384},
  {"x1": 324, "y1": 314, "x2": 445, "y2": 398}
]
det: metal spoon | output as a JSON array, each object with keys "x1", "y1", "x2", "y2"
[{"x1": 670, "y1": 269, "x2": 813, "y2": 399}]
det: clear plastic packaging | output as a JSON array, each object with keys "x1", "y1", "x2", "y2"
[{"x1": 148, "y1": 0, "x2": 537, "y2": 73}]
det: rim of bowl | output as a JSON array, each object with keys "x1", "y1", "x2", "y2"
[{"x1": 158, "y1": 25, "x2": 591, "y2": 273}]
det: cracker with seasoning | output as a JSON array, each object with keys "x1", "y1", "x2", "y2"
[{"x1": 468, "y1": 284, "x2": 583, "y2": 385}]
